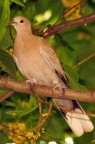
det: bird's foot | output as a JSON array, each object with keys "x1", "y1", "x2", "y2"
[
  {"x1": 25, "y1": 79, "x2": 37, "y2": 90},
  {"x1": 53, "y1": 82, "x2": 63, "y2": 96}
]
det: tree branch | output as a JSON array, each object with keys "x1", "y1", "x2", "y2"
[
  {"x1": 0, "y1": 77, "x2": 95, "y2": 102},
  {"x1": 43, "y1": 13, "x2": 95, "y2": 38}
]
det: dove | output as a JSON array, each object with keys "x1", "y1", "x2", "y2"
[{"x1": 6, "y1": 16, "x2": 94, "y2": 136}]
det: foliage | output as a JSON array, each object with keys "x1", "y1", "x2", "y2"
[{"x1": 0, "y1": 0, "x2": 95, "y2": 143}]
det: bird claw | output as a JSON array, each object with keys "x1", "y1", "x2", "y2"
[
  {"x1": 53, "y1": 82, "x2": 63, "y2": 96},
  {"x1": 25, "y1": 79, "x2": 37, "y2": 90}
]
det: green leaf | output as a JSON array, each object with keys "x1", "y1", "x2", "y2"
[
  {"x1": 0, "y1": 1, "x2": 4, "y2": 14},
  {"x1": 28, "y1": 95, "x2": 37, "y2": 109},
  {"x1": 63, "y1": 64, "x2": 86, "y2": 90},
  {"x1": 6, "y1": 104, "x2": 38, "y2": 118},
  {"x1": 4, "y1": 100, "x2": 16, "y2": 107},
  {"x1": 10, "y1": 0, "x2": 25, "y2": 7},
  {"x1": 0, "y1": 29, "x2": 13, "y2": 50},
  {"x1": 0, "y1": 0, "x2": 10, "y2": 42},
  {"x1": 0, "y1": 49, "x2": 16, "y2": 77}
]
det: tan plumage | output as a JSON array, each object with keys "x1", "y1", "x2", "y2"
[{"x1": 6, "y1": 16, "x2": 94, "y2": 137}]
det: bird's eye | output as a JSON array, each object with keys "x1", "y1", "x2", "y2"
[{"x1": 20, "y1": 20, "x2": 24, "y2": 23}]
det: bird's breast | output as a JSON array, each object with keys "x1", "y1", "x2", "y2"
[
  {"x1": 13, "y1": 35, "x2": 59, "y2": 86},
  {"x1": 14, "y1": 47, "x2": 57, "y2": 86}
]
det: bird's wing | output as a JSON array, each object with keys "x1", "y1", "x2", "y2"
[
  {"x1": 40, "y1": 38, "x2": 94, "y2": 136},
  {"x1": 40, "y1": 38, "x2": 65, "y2": 76}
]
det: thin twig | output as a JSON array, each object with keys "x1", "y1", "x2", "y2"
[
  {"x1": 34, "y1": 103, "x2": 52, "y2": 131},
  {"x1": 73, "y1": 52, "x2": 95, "y2": 68},
  {"x1": 33, "y1": 94, "x2": 42, "y2": 143},
  {"x1": 0, "y1": 90, "x2": 15, "y2": 102}
]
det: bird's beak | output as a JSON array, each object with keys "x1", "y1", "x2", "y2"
[{"x1": 5, "y1": 21, "x2": 17, "y2": 26}]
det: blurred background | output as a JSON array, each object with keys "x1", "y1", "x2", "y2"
[{"x1": 0, "y1": 0, "x2": 95, "y2": 143}]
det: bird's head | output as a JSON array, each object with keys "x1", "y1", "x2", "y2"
[{"x1": 6, "y1": 16, "x2": 32, "y2": 34}]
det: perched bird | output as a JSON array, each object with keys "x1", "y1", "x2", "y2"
[{"x1": 6, "y1": 16, "x2": 94, "y2": 136}]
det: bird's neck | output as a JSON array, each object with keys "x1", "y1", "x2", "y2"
[{"x1": 16, "y1": 27, "x2": 32, "y2": 36}]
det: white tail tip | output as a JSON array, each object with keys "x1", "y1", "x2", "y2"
[{"x1": 66, "y1": 108, "x2": 94, "y2": 137}]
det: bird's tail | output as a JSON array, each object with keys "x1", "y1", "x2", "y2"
[
  {"x1": 54, "y1": 71, "x2": 94, "y2": 136},
  {"x1": 54, "y1": 99, "x2": 94, "y2": 137}
]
